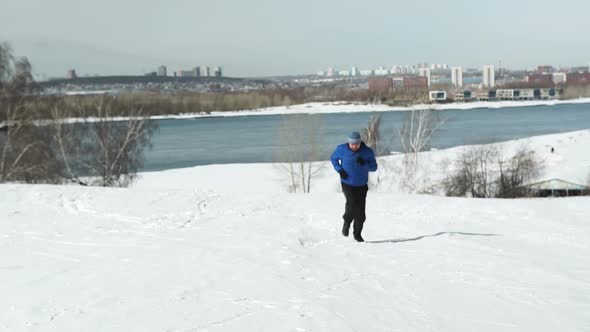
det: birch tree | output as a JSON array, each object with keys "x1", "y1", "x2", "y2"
[{"x1": 398, "y1": 107, "x2": 444, "y2": 192}]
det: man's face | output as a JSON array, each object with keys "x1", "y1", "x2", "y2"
[{"x1": 348, "y1": 143, "x2": 361, "y2": 152}]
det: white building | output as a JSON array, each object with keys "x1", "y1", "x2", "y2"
[
  {"x1": 202, "y1": 66, "x2": 211, "y2": 77},
  {"x1": 338, "y1": 70, "x2": 351, "y2": 76},
  {"x1": 553, "y1": 73, "x2": 567, "y2": 85},
  {"x1": 157, "y1": 65, "x2": 167, "y2": 77},
  {"x1": 429, "y1": 90, "x2": 447, "y2": 101},
  {"x1": 176, "y1": 70, "x2": 196, "y2": 77},
  {"x1": 360, "y1": 69, "x2": 373, "y2": 76},
  {"x1": 374, "y1": 66, "x2": 389, "y2": 76},
  {"x1": 351, "y1": 67, "x2": 359, "y2": 77},
  {"x1": 419, "y1": 68, "x2": 431, "y2": 87},
  {"x1": 482, "y1": 64, "x2": 495, "y2": 88},
  {"x1": 326, "y1": 68, "x2": 335, "y2": 77},
  {"x1": 213, "y1": 66, "x2": 223, "y2": 77},
  {"x1": 451, "y1": 66, "x2": 463, "y2": 87},
  {"x1": 496, "y1": 89, "x2": 514, "y2": 100},
  {"x1": 520, "y1": 89, "x2": 535, "y2": 100}
]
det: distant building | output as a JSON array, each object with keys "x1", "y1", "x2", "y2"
[
  {"x1": 392, "y1": 77, "x2": 404, "y2": 87},
  {"x1": 473, "y1": 90, "x2": 491, "y2": 101},
  {"x1": 453, "y1": 90, "x2": 473, "y2": 101},
  {"x1": 429, "y1": 90, "x2": 447, "y2": 102},
  {"x1": 522, "y1": 178, "x2": 590, "y2": 197},
  {"x1": 496, "y1": 89, "x2": 514, "y2": 100},
  {"x1": 534, "y1": 88, "x2": 558, "y2": 99},
  {"x1": 351, "y1": 66, "x2": 359, "y2": 77},
  {"x1": 519, "y1": 89, "x2": 535, "y2": 100},
  {"x1": 360, "y1": 69, "x2": 373, "y2": 76},
  {"x1": 176, "y1": 70, "x2": 196, "y2": 77},
  {"x1": 194, "y1": 66, "x2": 201, "y2": 77},
  {"x1": 338, "y1": 70, "x2": 351, "y2": 76},
  {"x1": 482, "y1": 65, "x2": 495, "y2": 88},
  {"x1": 419, "y1": 68, "x2": 431, "y2": 87},
  {"x1": 66, "y1": 69, "x2": 77, "y2": 80},
  {"x1": 536, "y1": 65, "x2": 555, "y2": 74},
  {"x1": 157, "y1": 65, "x2": 167, "y2": 77},
  {"x1": 374, "y1": 66, "x2": 389, "y2": 76},
  {"x1": 403, "y1": 76, "x2": 429, "y2": 89},
  {"x1": 368, "y1": 77, "x2": 393, "y2": 92},
  {"x1": 552, "y1": 73, "x2": 567, "y2": 85},
  {"x1": 213, "y1": 66, "x2": 223, "y2": 78},
  {"x1": 203, "y1": 66, "x2": 211, "y2": 77},
  {"x1": 570, "y1": 66, "x2": 590, "y2": 73},
  {"x1": 451, "y1": 67, "x2": 463, "y2": 87}
]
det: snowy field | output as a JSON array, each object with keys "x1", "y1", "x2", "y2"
[{"x1": 1, "y1": 130, "x2": 590, "y2": 331}]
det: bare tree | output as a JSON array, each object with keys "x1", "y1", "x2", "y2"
[
  {"x1": 1, "y1": 104, "x2": 40, "y2": 181},
  {"x1": 497, "y1": 146, "x2": 544, "y2": 198},
  {"x1": 80, "y1": 98, "x2": 157, "y2": 186},
  {"x1": 0, "y1": 43, "x2": 55, "y2": 183},
  {"x1": 275, "y1": 114, "x2": 325, "y2": 193},
  {"x1": 50, "y1": 102, "x2": 88, "y2": 185},
  {"x1": 47, "y1": 97, "x2": 157, "y2": 186},
  {"x1": 361, "y1": 114, "x2": 381, "y2": 154},
  {"x1": 443, "y1": 145, "x2": 500, "y2": 198},
  {"x1": 443, "y1": 144, "x2": 544, "y2": 198},
  {"x1": 398, "y1": 107, "x2": 444, "y2": 192}
]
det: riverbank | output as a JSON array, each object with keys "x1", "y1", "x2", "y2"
[{"x1": 15, "y1": 97, "x2": 588, "y2": 127}]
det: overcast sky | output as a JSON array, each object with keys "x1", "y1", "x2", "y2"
[{"x1": 1, "y1": 0, "x2": 589, "y2": 78}]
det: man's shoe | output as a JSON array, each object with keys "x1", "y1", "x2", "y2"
[
  {"x1": 342, "y1": 222, "x2": 351, "y2": 237},
  {"x1": 354, "y1": 233, "x2": 364, "y2": 242}
]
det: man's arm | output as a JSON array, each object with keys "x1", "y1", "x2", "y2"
[
  {"x1": 330, "y1": 146, "x2": 342, "y2": 172},
  {"x1": 367, "y1": 149, "x2": 378, "y2": 172}
]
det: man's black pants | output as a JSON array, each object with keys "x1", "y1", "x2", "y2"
[{"x1": 341, "y1": 183, "x2": 369, "y2": 235}]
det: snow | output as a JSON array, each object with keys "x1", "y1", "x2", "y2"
[{"x1": 1, "y1": 130, "x2": 590, "y2": 331}]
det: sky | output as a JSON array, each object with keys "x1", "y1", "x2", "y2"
[{"x1": 1, "y1": 0, "x2": 589, "y2": 78}]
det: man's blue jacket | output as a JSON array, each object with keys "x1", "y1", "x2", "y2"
[{"x1": 330, "y1": 142, "x2": 378, "y2": 187}]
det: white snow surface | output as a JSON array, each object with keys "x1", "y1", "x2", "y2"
[{"x1": 1, "y1": 130, "x2": 590, "y2": 331}]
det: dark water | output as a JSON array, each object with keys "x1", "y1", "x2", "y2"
[{"x1": 142, "y1": 103, "x2": 590, "y2": 171}]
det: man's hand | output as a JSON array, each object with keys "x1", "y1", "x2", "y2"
[
  {"x1": 356, "y1": 156, "x2": 366, "y2": 166},
  {"x1": 339, "y1": 169, "x2": 348, "y2": 179}
]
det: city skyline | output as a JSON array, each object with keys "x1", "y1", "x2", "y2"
[{"x1": 1, "y1": 0, "x2": 589, "y2": 78}]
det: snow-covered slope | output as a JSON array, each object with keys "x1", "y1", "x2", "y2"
[{"x1": 1, "y1": 130, "x2": 590, "y2": 332}]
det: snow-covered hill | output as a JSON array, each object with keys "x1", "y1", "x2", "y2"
[{"x1": 1, "y1": 130, "x2": 589, "y2": 331}]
